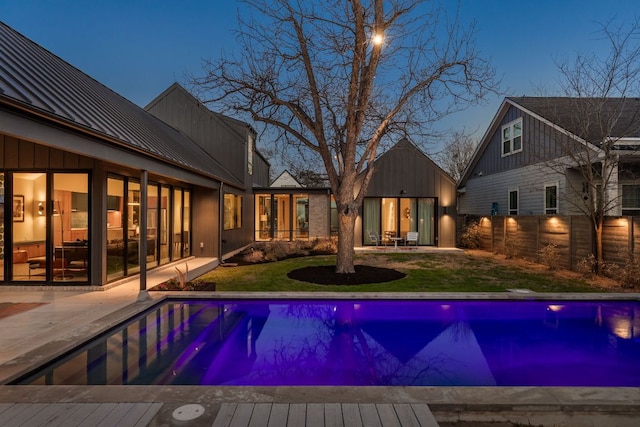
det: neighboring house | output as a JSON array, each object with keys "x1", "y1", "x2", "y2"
[
  {"x1": 145, "y1": 83, "x2": 269, "y2": 255},
  {"x1": 356, "y1": 138, "x2": 457, "y2": 247},
  {"x1": 0, "y1": 22, "x2": 262, "y2": 287},
  {"x1": 270, "y1": 170, "x2": 303, "y2": 188},
  {"x1": 458, "y1": 97, "x2": 640, "y2": 217}
]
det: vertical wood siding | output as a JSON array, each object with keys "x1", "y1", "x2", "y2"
[
  {"x1": 363, "y1": 139, "x2": 457, "y2": 247},
  {"x1": 1, "y1": 135, "x2": 95, "y2": 170}
]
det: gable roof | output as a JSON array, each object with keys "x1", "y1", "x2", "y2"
[
  {"x1": 459, "y1": 96, "x2": 640, "y2": 186},
  {"x1": 376, "y1": 138, "x2": 456, "y2": 185},
  {"x1": 270, "y1": 170, "x2": 303, "y2": 188},
  {"x1": 509, "y1": 97, "x2": 640, "y2": 142},
  {"x1": 0, "y1": 21, "x2": 239, "y2": 184}
]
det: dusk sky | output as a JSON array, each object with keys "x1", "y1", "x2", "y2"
[{"x1": 2, "y1": 0, "x2": 639, "y2": 160}]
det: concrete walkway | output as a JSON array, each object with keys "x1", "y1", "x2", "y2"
[{"x1": 1, "y1": 252, "x2": 640, "y2": 426}]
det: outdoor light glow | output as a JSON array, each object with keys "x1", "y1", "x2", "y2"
[{"x1": 372, "y1": 33, "x2": 383, "y2": 45}]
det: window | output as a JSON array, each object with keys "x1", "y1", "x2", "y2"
[
  {"x1": 224, "y1": 193, "x2": 243, "y2": 230},
  {"x1": 622, "y1": 184, "x2": 640, "y2": 215},
  {"x1": 502, "y1": 118, "x2": 522, "y2": 156},
  {"x1": 247, "y1": 134, "x2": 254, "y2": 175},
  {"x1": 508, "y1": 189, "x2": 519, "y2": 215},
  {"x1": 544, "y1": 183, "x2": 558, "y2": 214}
]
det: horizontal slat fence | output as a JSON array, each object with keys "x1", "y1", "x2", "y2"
[{"x1": 458, "y1": 215, "x2": 640, "y2": 271}]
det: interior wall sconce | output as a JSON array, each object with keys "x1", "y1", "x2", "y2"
[{"x1": 37, "y1": 201, "x2": 45, "y2": 215}]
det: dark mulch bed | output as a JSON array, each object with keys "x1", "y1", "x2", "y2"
[{"x1": 287, "y1": 265, "x2": 406, "y2": 285}]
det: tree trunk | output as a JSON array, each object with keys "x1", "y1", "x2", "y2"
[
  {"x1": 595, "y1": 218, "x2": 604, "y2": 275},
  {"x1": 336, "y1": 210, "x2": 357, "y2": 274}
]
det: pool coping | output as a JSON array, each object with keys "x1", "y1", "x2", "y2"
[{"x1": 2, "y1": 292, "x2": 640, "y2": 422}]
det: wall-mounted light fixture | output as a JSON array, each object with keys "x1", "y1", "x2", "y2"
[
  {"x1": 37, "y1": 201, "x2": 45, "y2": 215},
  {"x1": 443, "y1": 206, "x2": 449, "y2": 215},
  {"x1": 400, "y1": 190, "x2": 407, "y2": 196}
]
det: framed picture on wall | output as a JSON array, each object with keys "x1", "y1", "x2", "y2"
[{"x1": 13, "y1": 195, "x2": 24, "y2": 222}]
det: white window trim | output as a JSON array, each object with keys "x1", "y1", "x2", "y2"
[
  {"x1": 544, "y1": 182, "x2": 559, "y2": 215},
  {"x1": 501, "y1": 118, "x2": 523, "y2": 157},
  {"x1": 508, "y1": 188, "x2": 519, "y2": 215}
]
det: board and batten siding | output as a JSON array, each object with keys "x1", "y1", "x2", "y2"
[
  {"x1": 468, "y1": 104, "x2": 580, "y2": 180},
  {"x1": 145, "y1": 84, "x2": 246, "y2": 184},
  {"x1": 360, "y1": 138, "x2": 457, "y2": 247}
]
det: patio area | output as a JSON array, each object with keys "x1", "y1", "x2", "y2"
[{"x1": 1, "y1": 254, "x2": 639, "y2": 426}]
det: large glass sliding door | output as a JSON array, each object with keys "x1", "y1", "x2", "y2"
[
  {"x1": 8, "y1": 172, "x2": 90, "y2": 283},
  {"x1": 127, "y1": 181, "x2": 141, "y2": 275},
  {"x1": 293, "y1": 195, "x2": 308, "y2": 239},
  {"x1": 52, "y1": 173, "x2": 89, "y2": 282},
  {"x1": 147, "y1": 183, "x2": 159, "y2": 269},
  {"x1": 363, "y1": 198, "x2": 381, "y2": 245},
  {"x1": 12, "y1": 173, "x2": 47, "y2": 281},
  {"x1": 417, "y1": 198, "x2": 435, "y2": 245},
  {"x1": 363, "y1": 197, "x2": 436, "y2": 246},
  {"x1": 255, "y1": 195, "x2": 272, "y2": 241},
  {"x1": 107, "y1": 177, "x2": 125, "y2": 281},
  {"x1": 254, "y1": 193, "x2": 309, "y2": 241},
  {"x1": 106, "y1": 176, "x2": 188, "y2": 283},
  {"x1": 159, "y1": 186, "x2": 170, "y2": 264}
]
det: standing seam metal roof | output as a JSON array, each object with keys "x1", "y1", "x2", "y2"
[{"x1": 0, "y1": 21, "x2": 242, "y2": 187}]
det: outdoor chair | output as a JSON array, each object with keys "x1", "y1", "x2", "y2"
[
  {"x1": 368, "y1": 231, "x2": 381, "y2": 247},
  {"x1": 405, "y1": 231, "x2": 419, "y2": 246}
]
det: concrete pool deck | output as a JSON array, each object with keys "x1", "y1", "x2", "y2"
[{"x1": 1, "y1": 254, "x2": 640, "y2": 426}]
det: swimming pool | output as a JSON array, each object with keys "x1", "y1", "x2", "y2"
[{"x1": 14, "y1": 299, "x2": 640, "y2": 386}]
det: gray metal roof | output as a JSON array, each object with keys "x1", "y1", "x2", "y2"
[
  {"x1": 0, "y1": 21, "x2": 241, "y2": 186},
  {"x1": 509, "y1": 97, "x2": 640, "y2": 143}
]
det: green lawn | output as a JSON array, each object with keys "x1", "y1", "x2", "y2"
[{"x1": 196, "y1": 252, "x2": 616, "y2": 293}]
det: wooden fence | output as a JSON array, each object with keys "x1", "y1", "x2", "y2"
[{"x1": 457, "y1": 215, "x2": 640, "y2": 271}]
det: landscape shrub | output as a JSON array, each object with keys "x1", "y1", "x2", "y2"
[
  {"x1": 611, "y1": 257, "x2": 640, "y2": 288},
  {"x1": 504, "y1": 236, "x2": 519, "y2": 259},
  {"x1": 460, "y1": 221, "x2": 481, "y2": 249},
  {"x1": 576, "y1": 254, "x2": 597, "y2": 276},
  {"x1": 539, "y1": 243, "x2": 561, "y2": 270}
]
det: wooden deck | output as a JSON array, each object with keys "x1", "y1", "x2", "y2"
[
  {"x1": 212, "y1": 403, "x2": 440, "y2": 427},
  {"x1": 0, "y1": 402, "x2": 440, "y2": 426},
  {"x1": 0, "y1": 402, "x2": 162, "y2": 427}
]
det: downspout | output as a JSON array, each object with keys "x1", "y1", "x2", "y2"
[{"x1": 218, "y1": 182, "x2": 224, "y2": 263}]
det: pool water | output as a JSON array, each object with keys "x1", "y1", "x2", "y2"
[{"x1": 16, "y1": 299, "x2": 640, "y2": 386}]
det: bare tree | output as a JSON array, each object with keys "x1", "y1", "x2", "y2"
[
  {"x1": 436, "y1": 131, "x2": 478, "y2": 182},
  {"x1": 548, "y1": 18, "x2": 640, "y2": 274},
  {"x1": 192, "y1": 0, "x2": 497, "y2": 273}
]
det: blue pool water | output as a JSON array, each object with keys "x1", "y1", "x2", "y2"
[{"x1": 15, "y1": 299, "x2": 640, "y2": 386}]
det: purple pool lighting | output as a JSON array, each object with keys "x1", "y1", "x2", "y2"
[{"x1": 16, "y1": 299, "x2": 640, "y2": 387}]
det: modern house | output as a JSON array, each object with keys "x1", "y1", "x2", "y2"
[
  {"x1": 144, "y1": 83, "x2": 270, "y2": 255},
  {"x1": 0, "y1": 21, "x2": 458, "y2": 289},
  {"x1": 356, "y1": 138, "x2": 457, "y2": 247},
  {"x1": 458, "y1": 97, "x2": 640, "y2": 217},
  {"x1": 0, "y1": 22, "x2": 266, "y2": 287}
]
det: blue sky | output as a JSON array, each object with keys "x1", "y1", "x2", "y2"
[{"x1": 1, "y1": 0, "x2": 639, "y2": 158}]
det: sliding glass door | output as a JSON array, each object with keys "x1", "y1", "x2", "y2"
[{"x1": 363, "y1": 197, "x2": 436, "y2": 246}]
